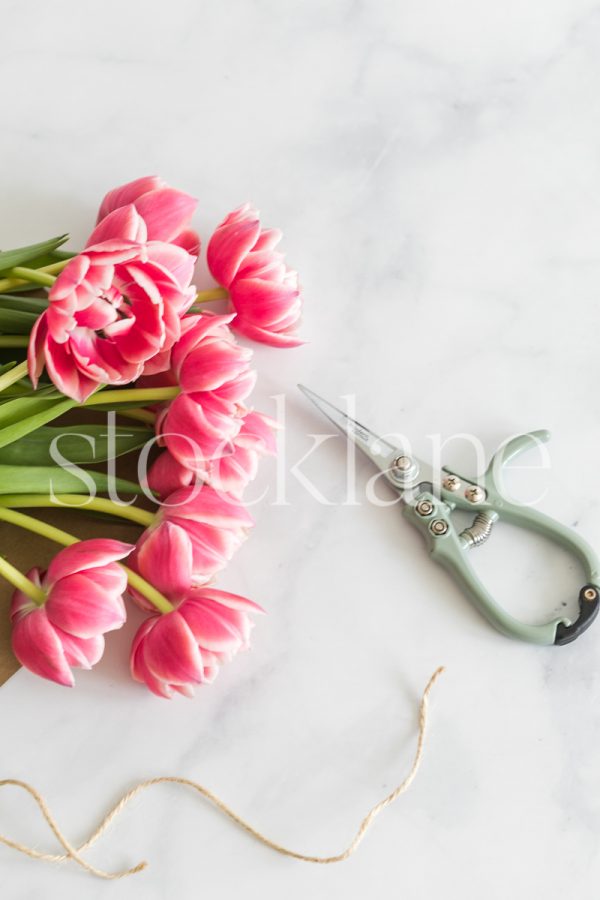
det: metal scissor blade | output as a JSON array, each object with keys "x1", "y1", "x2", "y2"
[{"x1": 298, "y1": 384, "x2": 413, "y2": 484}]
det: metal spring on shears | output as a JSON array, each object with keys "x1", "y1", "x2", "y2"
[{"x1": 460, "y1": 512, "x2": 496, "y2": 548}]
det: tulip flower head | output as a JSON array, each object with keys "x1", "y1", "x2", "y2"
[
  {"x1": 10, "y1": 540, "x2": 133, "y2": 687},
  {"x1": 28, "y1": 177, "x2": 199, "y2": 402},
  {"x1": 131, "y1": 584, "x2": 264, "y2": 698},
  {"x1": 207, "y1": 204, "x2": 303, "y2": 347},
  {"x1": 155, "y1": 313, "x2": 256, "y2": 471},
  {"x1": 128, "y1": 487, "x2": 254, "y2": 610},
  {"x1": 97, "y1": 175, "x2": 200, "y2": 256}
]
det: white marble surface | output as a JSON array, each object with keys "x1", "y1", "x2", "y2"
[{"x1": 2, "y1": 0, "x2": 600, "y2": 896}]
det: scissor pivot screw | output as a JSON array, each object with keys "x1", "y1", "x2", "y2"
[
  {"x1": 392, "y1": 455, "x2": 413, "y2": 472},
  {"x1": 416, "y1": 499, "x2": 434, "y2": 516},
  {"x1": 584, "y1": 588, "x2": 598, "y2": 602},
  {"x1": 465, "y1": 486, "x2": 486, "y2": 504},
  {"x1": 443, "y1": 475, "x2": 461, "y2": 492},
  {"x1": 430, "y1": 519, "x2": 449, "y2": 536}
]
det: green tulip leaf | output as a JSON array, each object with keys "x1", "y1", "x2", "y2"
[
  {"x1": 0, "y1": 396, "x2": 77, "y2": 448},
  {"x1": 0, "y1": 423, "x2": 153, "y2": 466},
  {"x1": 0, "y1": 307, "x2": 39, "y2": 334},
  {"x1": 0, "y1": 294, "x2": 48, "y2": 314},
  {"x1": 0, "y1": 465, "x2": 145, "y2": 496},
  {"x1": 0, "y1": 250, "x2": 73, "y2": 293},
  {"x1": 0, "y1": 235, "x2": 69, "y2": 274}
]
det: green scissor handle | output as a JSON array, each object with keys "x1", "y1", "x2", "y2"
[{"x1": 404, "y1": 430, "x2": 600, "y2": 645}]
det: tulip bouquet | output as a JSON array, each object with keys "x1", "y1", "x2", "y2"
[{"x1": 0, "y1": 177, "x2": 302, "y2": 697}]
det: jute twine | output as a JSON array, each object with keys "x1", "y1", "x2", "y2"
[{"x1": 0, "y1": 667, "x2": 444, "y2": 879}]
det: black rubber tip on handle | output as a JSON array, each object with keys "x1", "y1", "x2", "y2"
[{"x1": 554, "y1": 584, "x2": 600, "y2": 645}]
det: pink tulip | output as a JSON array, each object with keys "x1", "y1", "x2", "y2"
[
  {"x1": 170, "y1": 314, "x2": 252, "y2": 394},
  {"x1": 161, "y1": 484, "x2": 254, "y2": 575},
  {"x1": 28, "y1": 222, "x2": 197, "y2": 402},
  {"x1": 97, "y1": 175, "x2": 200, "y2": 256},
  {"x1": 156, "y1": 376, "x2": 255, "y2": 471},
  {"x1": 131, "y1": 585, "x2": 264, "y2": 698},
  {"x1": 129, "y1": 486, "x2": 253, "y2": 605},
  {"x1": 154, "y1": 314, "x2": 256, "y2": 470},
  {"x1": 207, "y1": 204, "x2": 303, "y2": 347},
  {"x1": 10, "y1": 539, "x2": 133, "y2": 687},
  {"x1": 127, "y1": 521, "x2": 193, "y2": 610},
  {"x1": 148, "y1": 410, "x2": 277, "y2": 500}
]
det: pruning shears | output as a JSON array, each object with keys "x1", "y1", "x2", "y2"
[{"x1": 299, "y1": 386, "x2": 600, "y2": 645}]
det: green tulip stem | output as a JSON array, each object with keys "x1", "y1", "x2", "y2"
[
  {"x1": 0, "y1": 258, "x2": 70, "y2": 293},
  {"x1": 0, "y1": 493, "x2": 155, "y2": 526},
  {"x1": 0, "y1": 360, "x2": 29, "y2": 393},
  {"x1": 6, "y1": 267, "x2": 57, "y2": 288},
  {"x1": 0, "y1": 336, "x2": 30, "y2": 348},
  {"x1": 194, "y1": 287, "x2": 228, "y2": 304},
  {"x1": 82, "y1": 387, "x2": 179, "y2": 407},
  {"x1": 0, "y1": 553, "x2": 46, "y2": 606}
]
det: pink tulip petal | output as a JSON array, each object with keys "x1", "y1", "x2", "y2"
[
  {"x1": 166, "y1": 485, "x2": 254, "y2": 528},
  {"x1": 145, "y1": 241, "x2": 195, "y2": 290},
  {"x1": 147, "y1": 451, "x2": 195, "y2": 498},
  {"x1": 134, "y1": 653, "x2": 174, "y2": 698},
  {"x1": 44, "y1": 336, "x2": 101, "y2": 402},
  {"x1": 173, "y1": 228, "x2": 201, "y2": 257},
  {"x1": 131, "y1": 620, "x2": 174, "y2": 698},
  {"x1": 207, "y1": 217, "x2": 261, "y2": 288},
  {"x1": 178, "y1": 340, "x2": 251, "y2": 394},
  {"x1": 232, "y1": 318, "x2": 305, "y2": 348},
  {"x1": 87, "y1": 564, "x2": 129, "y2": 595},
  {"x1": 69, "y1": 332, "x2": 141, "y2": 385},
  {"x1": 161, "y1": 393, "x2": 241, "y2": 469},
  {"x1": 141, "y1": 346, "x2": 173, "y2": 377},
  {"x1": 253, "y1": 228, "x2": 282, "y2": 252},
  {"x1": 230, "y1": 278, "x2": 300, "y2": 327},
  {"x1": 84, "y1": 240, "x2": 142, "y2": 266},
  {"x1": 46, "y1": 539, "x2": 133, "y2": 584},
  {"x1": 11, "y1": 609, "x2": 74, "y2": 687},
  {"x1": 56, "y1": 629, "x2": 105, "y2": 669},
  {"x1": 118, "y1": 261, "x2": 164, "y2": 307},
  {"x1": 86, "y1": 205, "x2": 147, "y2": 245},
  {"x1": 180, "y1": 600, "x2": 243, "y2": 653},
  {"x1": 173, "y1": 682, "x2": 196, "y2": 697},
  {"x1": 106, "y1": 317, "x2": 162, "y2": 365},
  {"x1": 168, "y1": 520, "x2": 235, "y2": 578},
  {"x1": 75, "y1": 297, "x2": 119, "y2": 331},
  {"x1": 98, "y1": 176, "x2": 163, "y2": 221},
  {"x1": 205, "y1": 446, "x2": 258, "y2": 497},
  {"x1": 143, "y1": 613, "x2": 203, "y2": 684},
  {"x1": 134, "y1": 188, "x2": 197, "y2": 243},
  {"x1": 238, "y1": 411, "x2": 279, "y2": 453},
  {"x1": 46, "y1": 572, "x2": 126, "y2": 638},
  {"x1": 136, "y1": 522, "x2": 193, "y2": 601},
  {"x1": 49, "y1": 255, "x2": 91, "y2": 302},
  {"x1": 197, "y1": 587, "x2": 265, "y2": 614},
  {"x1": 27, "y1": 311, "x2": 49, "y2": 388},
  {"x1": 210, "y1": 368, "x2": 257, "y2": 403},
  {"x1": 197, "y1": 597, "x2": 254, "y2": 645},
  {"x1": 236, "y1": 250, "x2": 285, "y2": 280},
  {"x1": 200, "y1": 658, "x2": 220, "y2": 684},
  {"x1": 9, "y1": 570, "x2": 43, "y2": 623},
  {"x1": 170, "y1": 314, "x2": 236, "y2": 375}
]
